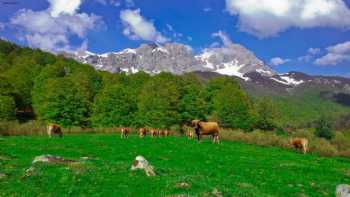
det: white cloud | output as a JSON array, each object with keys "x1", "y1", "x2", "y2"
[
  {"x1": 48, "y1": 0, "x2": 82, "y2": 17},
  {"x1": 120, "y1": 9, "x2": 168, "y2": 43},
  {"x1": 270, "y1": 57, "x2": 290, "y2": 66},
  {"x1": 298, "y1": 47, "x2": 321, "y2": 62},
  {"x1": 298, "y1": 55, "x2": 312, "y2": 62},
  {"x1": 225, "y1": 0, "x2": 350, "y2": 38},
  {"x1": 315, "y1": 41, "x2": 350, "y2": 65},
  {"x1": 10, "y1": 0, "x2": 102, "y2": 52},
  {"x1": 308, "y1": 47, "x2": 321, "y2": 55},
  {"x1": 212, "y1": 30, "x2": 233, "y2": 47}
]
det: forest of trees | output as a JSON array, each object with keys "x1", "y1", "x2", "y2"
[{"x1": 0, "y1": 39, "x2": 278, "y2": 131}]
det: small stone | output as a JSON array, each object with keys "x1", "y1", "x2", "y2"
[
  {"x1": 336, "y1": 184, "x2": 350, "y2": 197},
  {"x1": 176, "y1": 182, "x2": 191, "y2": 189},
  {"x1": 211, "y1": 188, "x2": 223, "y2": 197},
  {"x1": 24, "y1": 166, "x2": 36, "y2": 177},
  {"x1": 0, "y1": 173, "x2": 7, "y2": 179},
  {"x1": 0, "y1": 155, "x2": 11, "y2": 160},
  {"x1": 32, "y1": 154, "x2": 77, "y2": 164}
]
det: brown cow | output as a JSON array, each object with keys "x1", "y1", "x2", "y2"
[
  {"x1": 289, "y1": 137, "x2": 308, "y2": 154},
  {"x1": 159, "y1": 130, "x2": 165, "y2": 137},
  {"x1": 150, "y1": 129, "x2": 158, "y2": 137},
  {"x1": 47, "y1": 123, "x2": 63, "y2": 138},
  {"x1": 192, "y1": 120, "x2": 219, "y2": 143},
  {"x1": 164, "y1": 130, "x2": 170, "y2": 137},
  {"x1": 121, "y1": 128, "x2": 130, "y2": 138},
  {"x1": 139, "y1": 128, "x2": 147, "y2": 138}
]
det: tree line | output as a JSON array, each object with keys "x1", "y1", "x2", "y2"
[{"x1": 0, "y1": 39, "x2": 278, "y2": 131}]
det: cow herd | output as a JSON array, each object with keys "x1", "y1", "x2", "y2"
[
  {"x1": 47, "y1": 120, "x2": 309, "y2": 154},
  {"x1": 120, "y1": 128, "x2": 171, "y2": 138}
]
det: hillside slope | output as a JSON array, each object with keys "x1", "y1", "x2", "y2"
[
  {"x1": 194, "y1": 71, "x2": 350, "y2": 126},
  {"x1": 1, "y1": 134, "x2": 349, "y2": 196}
]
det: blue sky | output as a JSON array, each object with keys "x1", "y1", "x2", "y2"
[{"x1": 0, "y1": 0, "x2": 350, "y2": 77}]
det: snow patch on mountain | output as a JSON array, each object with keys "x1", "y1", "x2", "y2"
[
  {"x1": 152, "y1": 47, "x2": 169, "y2": 54},
  {"x1": 280, "y1": 76, "x2": 304, "y2": 86},
  {"x1": 256, "y1": 69, "x2": 273, "y2": 75},
  {"x1": 270, "y1": 73, "x2": 305, "y2": 86},
  {"x1": 215, "y1": 60, "x2": 250, "y2": 81}
]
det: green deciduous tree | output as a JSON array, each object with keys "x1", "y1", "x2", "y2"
[
  {"x1": 178, "y1": 74, "x2": 207, "y2": 123},
  {"x1": 35, "y1": 78, "x2": 89, "y2": 127},
  {"x1": 315, "y1": 116, "x2": 334, "y2": 140},
  {"x1": 255, "y1": 98, "x2": 278, "y2": 131},
  {"x1": 212, "y1": 81, "x2": 255, "y2": 131},
  {"x1": 32, "y1": 63, "x2": 90, "y2": 127},
  {"x1": 0, "y1": 95, "x2": 16, "y2": 120},
  {"x1": 91, "y1": 84, "x2": 137, "y2": 127},
  {"x1": 4, "y1": 63, "x2": 41, "y2": 108},
  {"x1": 137, "y1": 73, "x2": 180, "y2": 128},
  {"x1": 204, "y1": 76, "x2": 241, "y2": 114}
]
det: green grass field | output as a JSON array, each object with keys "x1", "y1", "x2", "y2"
[{"x1": 1, "y1": 134, "x2": 350, "y2": 196}]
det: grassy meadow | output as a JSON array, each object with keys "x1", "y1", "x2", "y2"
[{"x1": 1, "y1": 134, "x2": 350, "y2": 196}]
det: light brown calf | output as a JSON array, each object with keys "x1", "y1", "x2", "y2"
[
  {"x1": 47, "y1": 123, "x2": 63, "y2": 138},
  {"x1": 121, "y1": 127, "x2": 130, "y2": 138},
  {"x1": 289, "y1": 137, "x2": 308, "y2": 154},
  {"x1": 139, "y1": 128, "x2": 147, "y2": 138},
  {"x1": 164, "y1": 130, "x2": 170, "y2": 137},
  {"x1": 150, "y1": 129, "x2": 158, "y2": 137}
]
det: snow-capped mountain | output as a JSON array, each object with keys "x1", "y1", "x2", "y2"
[
  {"x1": 67, "y1": 43, "x2": 203, "y2": 75},
  {"x1": 66, "y1": 42, "x2": 274, "y2": 80},
  {"x1": 66, "y1": 42, "x2": 350, "y2": 92},
  {"x1": 194, "y1": 43, "x2": 275, "y2": 80}
]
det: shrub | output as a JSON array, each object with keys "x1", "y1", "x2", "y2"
[
  {"x1": 275, "y1": 128, "x2": 288, "y2": 136},
  {"x1": 0, "y1": 96, "x2": 16, "y2": 120},
  {"x1": 255, "y1": 98, "x2": 278, "y2": 131},
  {"x1": 310, "y1": 138, "x2": 338, "y2": 156},
  {"x1": 169, "y1": 124, "x2": 181, "y2": 132},
  {"x1": 0, "y1": 120, "x2": 46, "y2": 136},
  {"x1": 331, "y1": 132, "x2": 350, "y2": 151},
  {"x1": 315, "y1": 116, "x2": 334, "y2": 140}
]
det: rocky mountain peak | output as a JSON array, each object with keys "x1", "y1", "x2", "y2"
[{"x1": 67, "y1": 42, "x2": 275, "y2": 79}]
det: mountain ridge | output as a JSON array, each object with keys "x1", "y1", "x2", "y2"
[
  {"x1": 64, "y1": 42, "x2": 274, "y2": 78},
  {"x1": 64, "y1": 42, "x2": 350, "y2": 94}
]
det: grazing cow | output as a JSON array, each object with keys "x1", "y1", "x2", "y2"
[
  {"x1": 289, "y1": 137, "x2": 308, "y2": 154},
  {"x1": 47, "y1": 124, "x2": 63, "y2": 138},
  {"x1": 139, "y1": 128, "x2": 147, "y2": 138},
  {"x1": 159, "y1": 130, "x2": 165, "y2": 137},
  {"x1": 191, "y1": 120, "x2": 220, "y2": 143},
  {"x1": 121, "y1": 128, "x2": 130, "y2": 138},
  {"x1": 150, "y1": 129, "x2": 158, "y2": 137},
  {"x1": 164, "y1": 130, "x2": 170, "y2": 137},
  {"x1": 187, "y1": 130, "x2": 194, "y2": 139}
]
